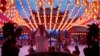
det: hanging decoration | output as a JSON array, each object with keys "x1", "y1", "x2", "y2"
[
  {"x1": 0, "y1": 0, "x2": 7, "y2": 12},
  {"x1": 48, "y1": 0, "x2": 54, "y2": 6}
]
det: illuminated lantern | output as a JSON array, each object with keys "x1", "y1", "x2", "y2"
[
  {"x1": 1, "y1": 0, "x2": 7, "y2": 5},
  {"x1": 0, "y1": 6, "x2": 6, "y2": 12},
  {"x1": 82, "y1": 0, "x2": 89, "y2": 6},
  {"x1": 75, "y1": 0, "x2": 80, "y2": 5},
  {"x1": 38, "y1": 0, "x2": 44, "y2": 7},
  {"x1": 48, "y1": 0, "x2": 54, "y2": 6},
  {"x1": 0, "y1": 0, "x2": 7, "y2": 12}
]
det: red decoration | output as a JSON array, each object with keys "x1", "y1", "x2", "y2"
[
  {"x1": 1, "y1": 0, "x2": 7, "y2": 6},
  {"x1": 0, "y1": 0, "x2": 7, "y2": 12},
  {"x1": 58, "y1": 31, "x2": 63, "y2": 43},
  {"x1": 0, "y1": 6, "x2": 6, "y2": 12}
]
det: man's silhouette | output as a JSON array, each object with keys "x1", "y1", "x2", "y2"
[
  {"x1": 1, "y1": 22, "x2": 22, "y2": 56},
  {"x1": 84, "y1": 24, "x2": 99, "y2": 56}
]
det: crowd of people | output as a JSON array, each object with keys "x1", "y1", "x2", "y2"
[
  {"x1": 1, "y1": 23, "x2": 99, "y2": 56},
  {"x1": 27, "y1": 24, "x2": 99, "y2": 56}
]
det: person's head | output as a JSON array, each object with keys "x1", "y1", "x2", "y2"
[
  {"x1": 75, "y1": 46, "x2": 79, "y2": 50},
  {"x1": 30, "y1": 43, "x2": 33, "y2": 47},
  {"x1": 38, "y1": 25, "x2": 45, "y2": 35},
  {"x1": 38, "y1": 25, "x2": 45, "y2": 30}
]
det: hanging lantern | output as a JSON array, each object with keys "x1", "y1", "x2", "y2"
[
  {"x1": 1, "y1": 0, "x2": 7, "y2": 6},
  {"x1": 38, "y1": 0, "x2": 44, "y2": 7},
  {"x1": 0, "y1": 0, "x2": 7, "y2": 12},
  {"x1": 75, "y1": 0, "x2": 80, "y2": 5},
  {"x1": 0, "y1": 6, "x2": 6, "y2": 12},
  {"x1": 48, "y1": 0, "x2": 54, "y2": 6},
  {"x1": 82, "y1": 0, "x2": 89, "y2": 6}
]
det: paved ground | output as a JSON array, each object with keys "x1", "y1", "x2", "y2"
[{"x1": 0, "y1": 45, "x2": 86, "y2": 56}]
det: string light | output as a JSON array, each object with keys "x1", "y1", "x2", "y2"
[
  {"x1": 79, "y1": 1, "x2": 98, "y2": 25},
  {"x1": 67, "y1": 24, "x2": 88, "y2": 30},
  {"x1": 75, "y1": 0, "x2": 80, "y2": 5},
  {"x1": 69, "y1": 1, "x2": 99, "y2": 30},
  {"x1": 73, "y1": 0, "x2": 89, "y2": 25},
  {"x1": 57, "y1": 2, "x2": 70, "y2": 30},
  {"x1": 26, "y1": 0, "x2": 37, "y2": 29},
  {"x1": 65, "y1": 5, "x2": 82, "y2": 30},
  {"x1": 3, "y1": 1, "x2": 11, "y2": 20},
  {"x1": 0, "y1": 0, "x2": 99, "y2": 31},
  {"x1": 49, "y1": 2, "x2": 53, "y2": 30},
  {"x1": 42, "y1": 1, "x2": 47, "y2": 30},
  {"x1": 13, "y1": 2, "x2": 28, "y2": 25},
  {"x1": 19, "y1": 0, "x2": 35, "y2": 29},
  {"x1": 60, "y1": 4, "x2": 76, "y2": 30},
  {"x1": 53, "y1": 0, "x2": 62, "y2": 30},
  {"x1": 19, "y1": 15, "x2": 32, "y2": 30},
  {"x1": 34, "y1": 0, "x2": 42, "y2": 25}
]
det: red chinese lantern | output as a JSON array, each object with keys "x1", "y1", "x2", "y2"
[
  {"x1": 0, "y1": 6, "x2": 6, "y2": 12},
  {"x1": 1, "y1": 0, "x2": 7, "y2": 6},
  {"x1": 0, "y1": 0, "x2": 7, "y2": 12}
]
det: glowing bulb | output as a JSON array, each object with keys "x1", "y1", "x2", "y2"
[{"x1": 75, "y1": 0, "x2": 80, "y2": 5}]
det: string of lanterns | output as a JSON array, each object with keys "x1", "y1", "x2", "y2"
[{"x1": 0, "y1": 0, "x2": 7, "y2": 12}]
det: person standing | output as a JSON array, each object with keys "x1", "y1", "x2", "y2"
[
  {"x1": 32, "y1": 25, "x2": 50, "y2": 52},
  {"x1": 72, "y1": 46, "x2": 80, "y2": 56}
]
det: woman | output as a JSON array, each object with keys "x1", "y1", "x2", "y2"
[{"x1": 32, "y1": 25, "x2": 50, "y2": 52}]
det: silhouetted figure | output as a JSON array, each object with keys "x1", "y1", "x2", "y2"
[
  {"x1": 57, "y1": 31, "x2": 63, "y2": 52},
  {"x1": 51, "y1": 46, "x2": 56, "y2": 52},
  {"x1": 83, "y1": 24, "x2": 99, "y2": 56},
  {"x1": 63, "y1": 42, "x2": 71, "y2": 54},
  {"x1": 10, "y1": 40, "x2": 20, "y2": 56},
  {"x1": 28, "y1": 42, "x2": 35, "y2": 56},
  {"x1": 83, "y1": 46, "x2": 92, "y2": 56},
  {"x1": 1, "y1": 22, "x2": 22, "y2": 56},
  {"x1": 32, "y1": 25, "x2": 50, "y2": 52},
  {"x1": 72, "y1": 46, "x2": 80, "y2": 56}
]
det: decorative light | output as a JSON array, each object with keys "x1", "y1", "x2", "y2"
[
  {"x1": 38, "y1": 0, "x2": 47, "y2": 30},
  {"x1": 82, "y1": 0, "x2": 89, "y2": 6},
  {"x1": 34, "y1": 0, "x2": 41, "y2": 25},
  {"x1": 49, "y1": 5, "x2": 53, "y2": 30},
  {"x1": 48, "y1": 0, "x2": 54, "y2": 30},
  {"x1": 26, "y1": 0, "x2": 37, "y2": 29},
  {"x1": 75, "y1": 0, "x2": 80, "y2": 5},
  {"x1": 38, "y1": 0, "x2": 44, "y2": 6},
  {"x1": 65, "y1": 5, "x2": 82, "y2": 30},
  {"x1": 48, "y1": 0, "x2": 54, "y2": 6},
  {"x1": 19, "y1": 0, "x2": 35, "y2": 29},
  {"x1": 43, "y1": 5, "x2": 47, "y2": 30},
  {"x1": 2, "y1": 0, "x2": 99, "y2": 31},
  {"x1": 57, "y1": 2, "x2": 71, "y2": 30},
  {"x1": 77, "y1": 1, "x2": 99, "y2": 26},
  {"x1": 60, "y1": 5, "x2": 76, "y2": 30},
  {"x1": 53, "y1": 0, "x2": 62, "y2": 30}
]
